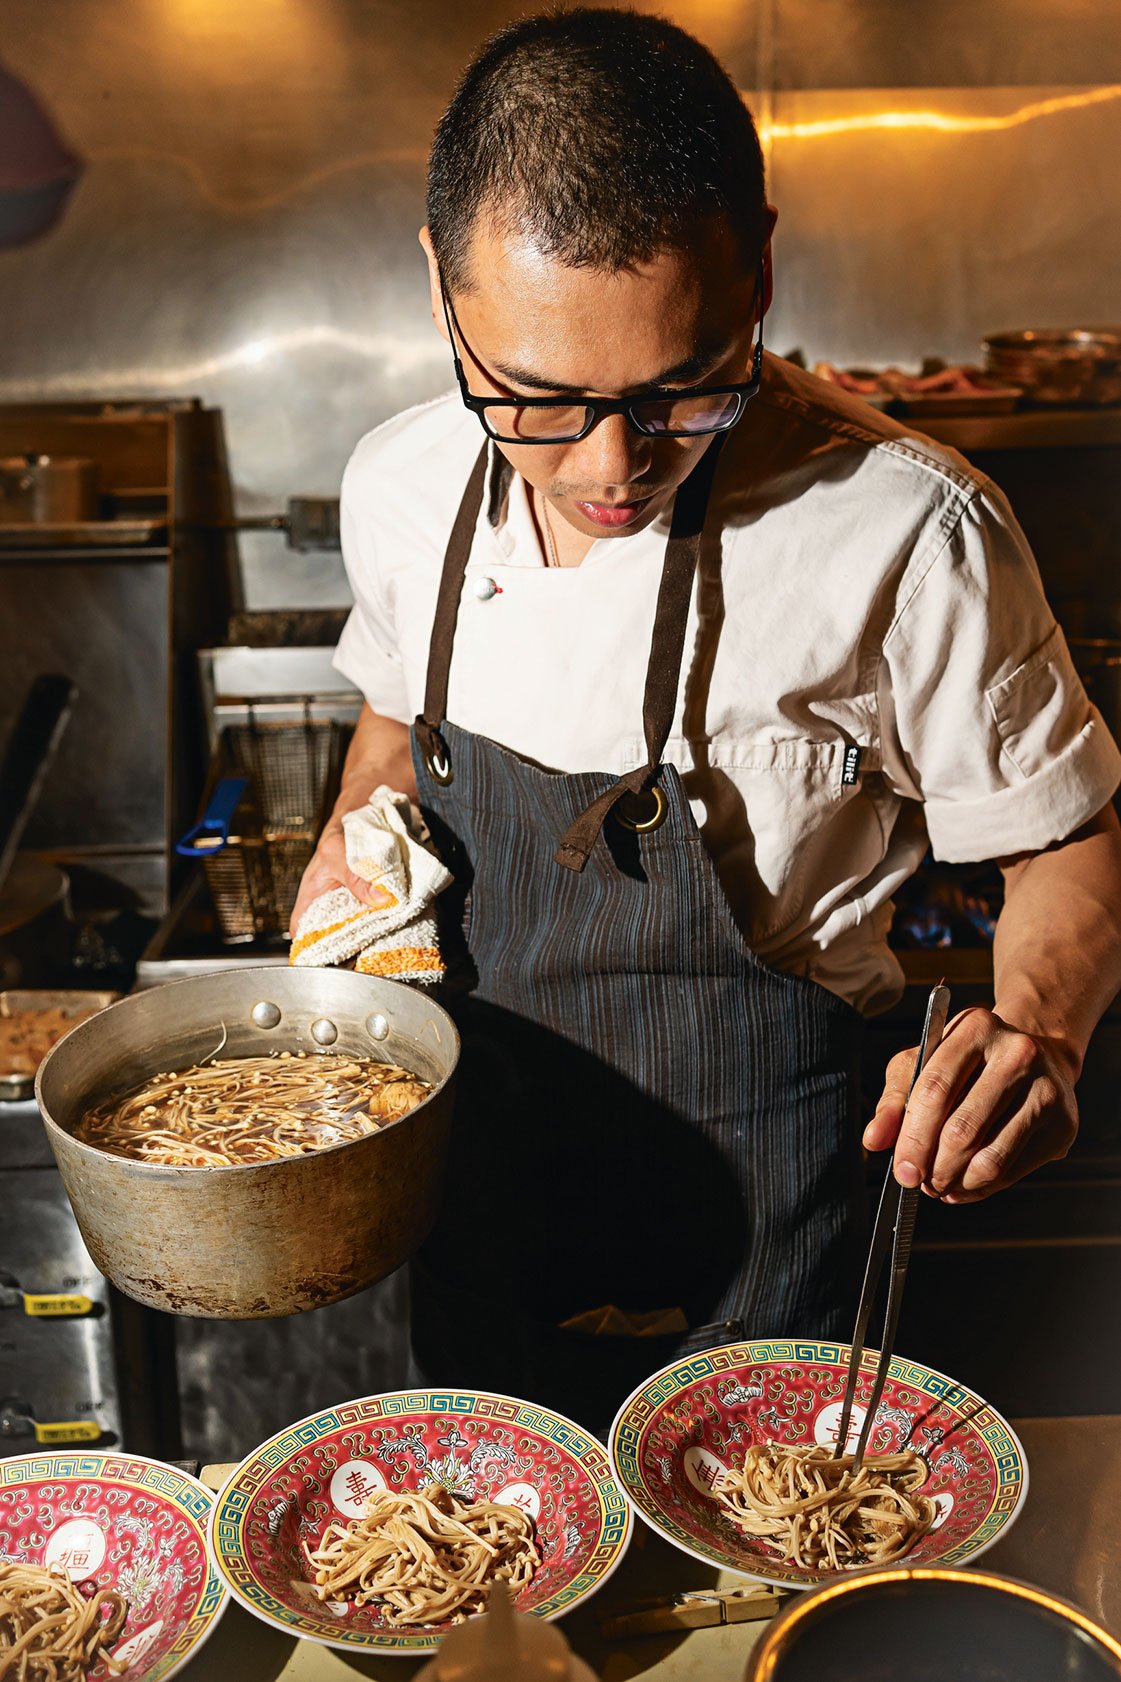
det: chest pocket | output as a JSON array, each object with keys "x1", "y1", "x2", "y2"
[{"x1": 662, "y1": 734, "x2": 882, "y2": 942}]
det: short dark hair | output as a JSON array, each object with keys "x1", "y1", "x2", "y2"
[{"x1": 427, "y1": 7, "x2": 766, "y2": 292}]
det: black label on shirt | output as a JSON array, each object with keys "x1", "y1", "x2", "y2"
[{"x1": 841, "y1": 744, "x2": 862, "y2": 786}]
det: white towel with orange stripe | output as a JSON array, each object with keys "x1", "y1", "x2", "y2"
[{"x1": 289, "y1": 788, "x2": 452, "y2": 983}]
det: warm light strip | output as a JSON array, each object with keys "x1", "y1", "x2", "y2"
[
  {"x1": 758, "y1": 83, "x2": 1121, "y2": 143},
  {"x1": 89, "y1": 88, "x2": 1120, "y2": 219}
]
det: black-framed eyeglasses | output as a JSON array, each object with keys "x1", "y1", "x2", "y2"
[{"x1": 440, "y1": 273, "x2": 764, "y2": 445}]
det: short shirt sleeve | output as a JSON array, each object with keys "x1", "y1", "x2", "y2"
[
  {"x1": 879, "y1": 481, "x2": 1121, "y2": 861},
  {"x1": 331, "y1": 452, "x2": 411, "y2": 725}
]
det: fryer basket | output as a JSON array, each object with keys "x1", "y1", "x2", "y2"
[{"x1": 182, "y1": 706, "x2": 345, "y2": 943}]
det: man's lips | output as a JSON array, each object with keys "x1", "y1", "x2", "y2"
[{"x1": 572, "y1": 495, "x2": 655, "y2": 528}]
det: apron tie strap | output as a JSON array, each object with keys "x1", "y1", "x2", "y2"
[{"x1": 554, "y1": 765, "x2": 660, "y2": 871}]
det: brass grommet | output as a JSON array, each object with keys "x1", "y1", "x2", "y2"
[
  {"x1": 425, "y1": 750, "x2": 454, "y2": 787},
  {"x1": 615, "y1": 783, "x2": 668, "y2": 833}
]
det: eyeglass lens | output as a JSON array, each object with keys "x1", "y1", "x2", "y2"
[{"x1": 631, "y1": 389, "x2": 745, "y2": 436}]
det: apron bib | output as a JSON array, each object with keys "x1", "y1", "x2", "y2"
[{"x1": 409, "y1": 443, "x2": 865, "y2": 1427}]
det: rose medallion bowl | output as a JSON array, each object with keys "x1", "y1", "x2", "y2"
[
  {"x1": 609, "y1": 1339, "x2": 1029, "y2": 1589},
  {"x1": 0, "y1": 1451, "x2": 227, "y2": 1679},
  {"x1": 208, "y1": 1389, "x2": 632, "y2": 1653}
]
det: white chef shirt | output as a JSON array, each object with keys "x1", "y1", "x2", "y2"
[{"x1": 334, "y1": 354, "x2": 1121, "y2": 1014}]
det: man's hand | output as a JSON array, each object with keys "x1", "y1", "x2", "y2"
[
  {"x1": 865, "y1": 804, "x2": 1121, "y2": 1204},
  {"x1": 864, "y1": 1007, "x2": 1079, "y2": 1202},
  {"x1": 288, "y1": 817, "x2": 397, "y2": 937}
]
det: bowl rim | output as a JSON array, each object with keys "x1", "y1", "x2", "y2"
[
  {"x1": 35, "y1": 965, "x2": 460, "y2": 1177},
  {"x1": 0, "y1": 1447, "x2": 229, "y2": 1682},
  {"x1": 983, "y1": 327, "x2": 1121, "y2": 351},
  {"x1": 746, "y1": 1565, "x2": 1121, "y2": 1677},
  {"x1": 607, "y1": 1337, "x2": 1030, "y2": 1591},
  {"x1": 206, "y1": 1386, "x2": 634, "y2": 1655}
]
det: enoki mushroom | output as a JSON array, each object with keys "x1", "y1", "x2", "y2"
[
  {"x1": 77, "y1": 1052, "x2": 431, "y2": 1167},
  {"x1": 0, "y1": 1561, "x2": 128, "y2": 1680},
  {"x1": 305, "y1": 1485, "x2": 540, "y2": 1627},
  {"x1": 716, "y1": 1441, "x2": 936, "y2": 1570}
]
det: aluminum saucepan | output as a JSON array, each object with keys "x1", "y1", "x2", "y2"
[{"x1": 36, "y1": 967, "x2": 459, "y2": 1318}]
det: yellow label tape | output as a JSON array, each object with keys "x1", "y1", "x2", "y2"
[
  {"x1": 23, "y1": 1293, "x2": 95, "y2": 1318},
  {"x1": 33, "y1": 1420, "x2": 102, "y2": 1444}
]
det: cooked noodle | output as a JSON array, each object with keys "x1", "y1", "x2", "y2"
[
  {"x1": 0, "y1": 1561, "x2": 128, "y2": 1680},
  {"x1": 305, "y1": 1485, "x2": 539, "y2": 1627},
  {"x1": 716, "y1": 1441, "x2": 936, "y2": 1570},
  {"x1": 76, "y1": 1051, "x2": 431, "y2": 1168}
]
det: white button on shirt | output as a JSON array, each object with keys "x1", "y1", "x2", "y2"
[{"x1": 334, "y1": 355, "x2": 1121, "y2": 1014}]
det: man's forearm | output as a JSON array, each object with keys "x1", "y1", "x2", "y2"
[
  {"x1": 329, "y1": 703, "x2": 417, "y2": 828},
  {"x1": 994, "y1": 802, "x2": 1121, "y2": 1077}
]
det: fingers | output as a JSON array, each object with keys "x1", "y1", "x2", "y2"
[
  {"x1": 887, "y1": 1010, "x2": 986, "y2": 1187},
  {"x1": 862, "y1": 1046, "x2": 916, "y2": 1152},
  {"x1": 942, "y1": 1119, "x2": 1071, "y2": 1202},
  {"x1": 864, "y1": 1006, "x2": 1079, "y2": 1204},
  {"x1": 344, "y1": 868, "x2": 397, "y2": 911},
  {"x1": 288, "y1": 830, "x2": 398, "y2": 937},
  {"x1": 945, "y1": 1079, "x2": 1076, "y2": 1201},
  {"x1": 925, "y1": 1045, "x2": 1036, "y2": 1194}
]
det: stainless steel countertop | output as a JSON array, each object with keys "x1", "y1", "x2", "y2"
[{"x1": 182, "y1": 1416, "x2": 1121, "y2": 1680}]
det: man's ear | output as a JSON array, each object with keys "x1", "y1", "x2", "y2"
[
  {"x1": 418, "y1": 226, "x2": 450, "y2": 344},
  {"x1": 761, "y1": 203, "x2": 778, "y2": 320}
]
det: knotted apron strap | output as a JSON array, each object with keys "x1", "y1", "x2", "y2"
[
  {"x1": 414, "y1": 443, "x2": 489, "y2": 775},
  {"x1": 555, "y1": 438, "x2": 725, "y2": 872}
]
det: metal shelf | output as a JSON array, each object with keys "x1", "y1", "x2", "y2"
[
  {"x1": 912, "y1": 408, "x2": 1121, "y2": 452},
  {"x1": 0, "y1": 519, "x2": 167, "y2": 549},
  {"x1": 0, "y1": 548, "x2": 170, "y2": 564}
]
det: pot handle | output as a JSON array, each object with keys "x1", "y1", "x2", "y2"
[{"x1": 175, "y1": 775, "x2": 247, "y2": 856}]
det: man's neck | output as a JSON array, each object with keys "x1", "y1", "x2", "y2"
[{"x1": 531, "y1": 485, "x2": 596, "y2": 568}]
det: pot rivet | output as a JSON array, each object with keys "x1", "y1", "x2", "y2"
[
  {"x1": 311, "y1": 1017, "x2": 338, "y2": 1046},
  {"x1": 251, "y1": 1001, "x2": 282, "y2": 1029},
  {"x1": 366, "y1": 1013, "x2": 389, "y2": 1041}
]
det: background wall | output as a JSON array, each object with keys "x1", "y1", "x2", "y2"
[{"x1": 1, "y1": 0, "x2": 1119, "y2": 605}]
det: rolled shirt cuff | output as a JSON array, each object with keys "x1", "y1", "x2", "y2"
[{"x1": 925, "y1": 709, "x2": 1121, "y2": 863}]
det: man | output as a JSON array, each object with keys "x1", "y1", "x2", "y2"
[{"x1": 293, "y1": 9, "x2": 1121, "y2": 1422}]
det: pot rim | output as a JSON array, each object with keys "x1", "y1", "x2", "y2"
[
  {"x1": 35, "y1": 965, "x2": 460, "y2": 1177},
  {"x1": 748, "y1": 1564, "x2": 1121, "y2": 1679}
]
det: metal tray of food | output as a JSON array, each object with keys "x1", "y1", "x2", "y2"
[
  {"x1": 0, "y1": 520, "x2": 167, "y2": 549},
  {"x1": 0, "y1": 989, "x2": 119, "y2": 1102}
]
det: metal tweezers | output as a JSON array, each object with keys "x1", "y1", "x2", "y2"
[{"x1": 834, "y1": 980, "x2": 951, "y2": 1470}]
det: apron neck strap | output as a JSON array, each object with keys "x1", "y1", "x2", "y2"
[
  {"x1": 415, "y1": 436, "x2": 724, "y2": 871},
  {"x1": 415, "y1": 442, "x2": 489, "y2": 772},
  {"x1": 637, "y1": 437, "x2": 721, "y2": 771},
  {"x1": 555, "y1": 438, "x2": 723, "y2": 871}
]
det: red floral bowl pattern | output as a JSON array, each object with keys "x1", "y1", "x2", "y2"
[
  {"x1": 208, "y1": 1390, "x2": 633, "y2": 1653},
  {"x1": 0, "y1": 1452, "x2": 227, "y2": 1679},
  {"x1": 609, "y1": 1340, "x2": 1029, "y2": 1589}
]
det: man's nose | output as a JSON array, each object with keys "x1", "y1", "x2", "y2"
[{"x1": 566, "y1": 411, "x2": 652, "y2": 490}]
